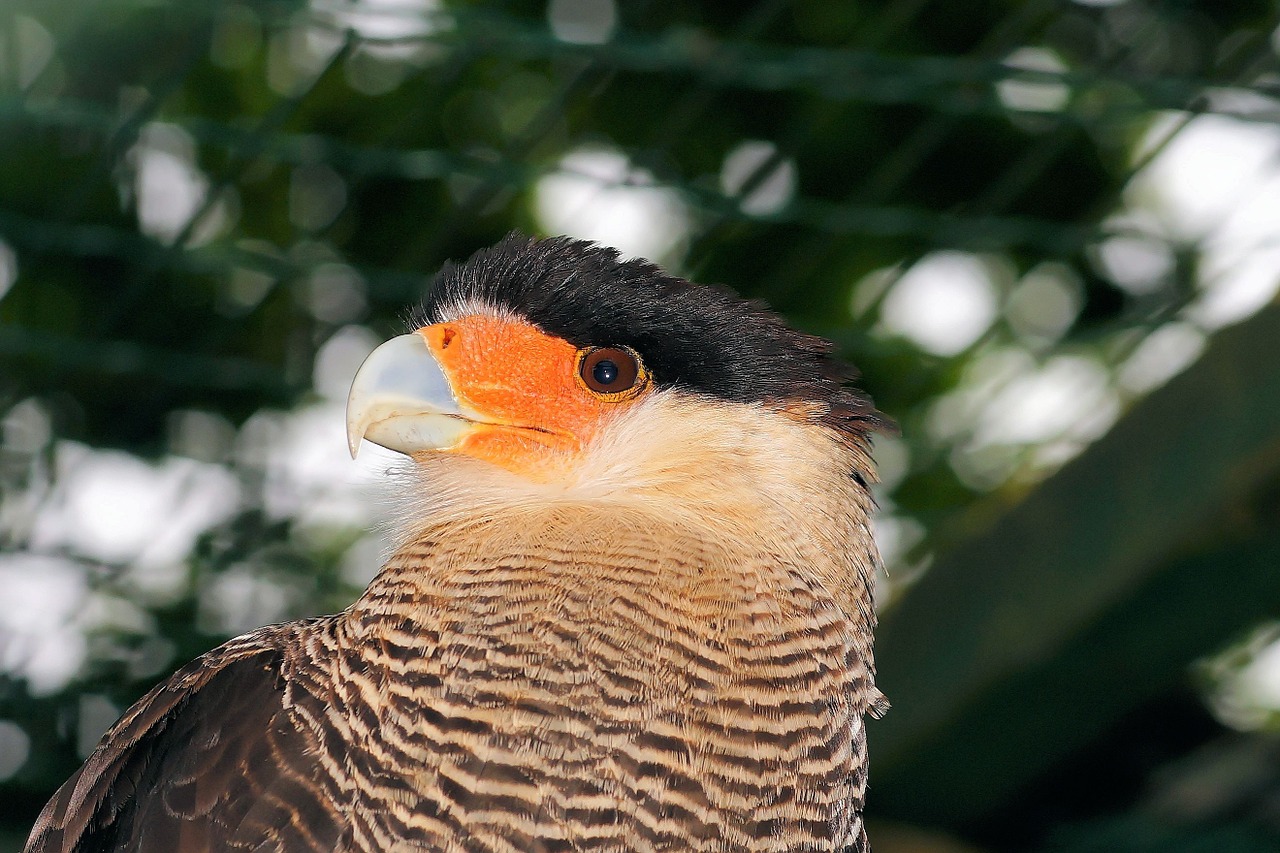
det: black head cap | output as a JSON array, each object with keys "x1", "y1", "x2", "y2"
[{"x1": 417, "y1": 233, "x2": 887, "y2": 443}]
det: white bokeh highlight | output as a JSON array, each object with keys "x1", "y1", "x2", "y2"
[
  {"x1": 1093, "y1": 234, "x2": 1175, "y2": 296},
  {"x1": 720, "y1": 140, "x2": 797, "y2": 216},
  {"x1": 0, "y1": 240, "x2": 17, "y2": 301},
  {"x1": 28, "y1": 444, "x2": 240, "y2": 584},
  {"x1": 0, "y1": 554, "x2": 89, "y2": 695},
  {"x1": 314, "y1": 0, "x2": 444, "y2": 40},
  {"x1": 1118, "y1": 322, "x2": 1207, "y2": 395},
  {"x1": 5, "y1": 14, "x2": 55, "y2": 89},
  {"x1": 1005, "y1": 262, "x2": 1083, "y2": 345},
  {"x1": 879, "y1": 252, "x2": 1000, "y2": 356},
  {"x1": 998, "y1": 47, "x2": 1070, "y2": 113},
  {"x1": 0, "y1": 719, "x2": 31, "y2": 781},
  {"x1": 972, "y1": 355, "x2": 1117, "y2": 447},
  {"x1": 1126, "y1": 113, "x2": 1280, "y2": 329},
  {"x1": 1234, "y1": 635, "x2": 1280, "y2": 722},
  {"x1": 548, "y1": 0, "x2": 617, "y2": 45},
  {"x1": 535, "y1": 147, "x2": 692, "y2": 264},
  {"x1": 129, "y1": 123, "x2": 233, "y2": 247}
]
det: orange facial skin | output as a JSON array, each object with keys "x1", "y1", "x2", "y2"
[{"x1": 419, "y1": 315, "x2": 650, "y2": 476}]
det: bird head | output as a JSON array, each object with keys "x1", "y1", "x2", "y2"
[{"x1": 347, "y1": 234, "x2": 886, "y2": 529}]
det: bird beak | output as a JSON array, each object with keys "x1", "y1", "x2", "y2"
[{"x1": 345, "y1": 332, "x2": 471, "y2": 459}]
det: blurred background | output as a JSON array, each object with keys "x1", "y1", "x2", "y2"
[{"x1": 1, "y1": 0, "x2": 1279, "y2": 850}]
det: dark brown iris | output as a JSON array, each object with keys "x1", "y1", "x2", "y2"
[{"x1": 580, "y1": 347, "x2": 643, "y2": 396}]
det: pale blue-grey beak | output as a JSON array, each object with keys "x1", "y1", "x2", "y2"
[{"x1": 345, "y1": 332, "x2": 470, "y2": 458}]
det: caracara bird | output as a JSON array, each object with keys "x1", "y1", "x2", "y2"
[{"x1": 28, "y1": 234, "x2": 889, "y2": 852}]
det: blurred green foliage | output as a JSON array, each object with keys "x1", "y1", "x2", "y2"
[{"x1": 1, "y1": 0, "x2": 1279, "y2": 850}]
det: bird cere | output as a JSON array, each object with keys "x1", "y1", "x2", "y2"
[{"x1": 28, "y1": 234, "x2": 889, "y2": 852}]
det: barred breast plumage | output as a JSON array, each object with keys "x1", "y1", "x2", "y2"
[
  {"x1": 328, "y1": 506, "x2": 876, "y2": 851},
  {"x1": 28, "y1": 234, "x2": 887, "y2": 853}
]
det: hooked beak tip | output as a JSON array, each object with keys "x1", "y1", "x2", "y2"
[{"x1": 344, "y1": 331, "x2": 467, "y2": 459}]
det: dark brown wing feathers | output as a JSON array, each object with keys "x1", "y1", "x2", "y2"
[{"x1": 25, "y1": 623, "x2": 342, "y2": 853}]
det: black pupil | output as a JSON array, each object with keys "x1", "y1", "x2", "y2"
[{"x1": 592, "y1": 359, "x2": 619, "y2": 387}]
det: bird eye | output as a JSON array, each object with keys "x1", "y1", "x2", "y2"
[{"x1": 578, "y1": 346, "x2": 645, "y2": 398}]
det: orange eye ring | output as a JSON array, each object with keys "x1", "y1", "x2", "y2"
[{"x1": 577, "y1": 346, "x2": 649, "y2": 400}]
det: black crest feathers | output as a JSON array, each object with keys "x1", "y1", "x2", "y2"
[{"x1": 417, "y1": 234, "x2": 888, "y2": 443}]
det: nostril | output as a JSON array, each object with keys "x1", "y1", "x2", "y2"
[{"x1": 439, "y1": 326, "x2": 457, "y2": 349}]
